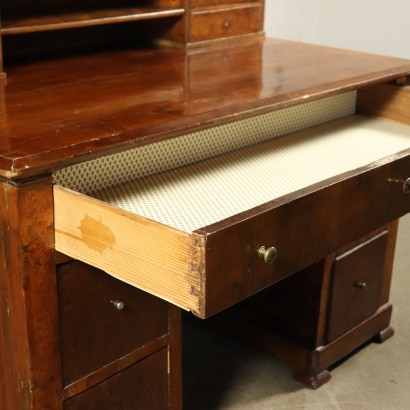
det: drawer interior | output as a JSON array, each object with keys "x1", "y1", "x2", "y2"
[
  {"x1": 53, "y1": 90, "x2": 410, "y2": 317},
  {"x1": 85, "y1": 114, "x2": 410, "y2": 233}
]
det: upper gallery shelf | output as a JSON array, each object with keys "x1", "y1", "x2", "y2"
[{"x1": 1, "y1": 7, "x2": 185, "y2": 35}]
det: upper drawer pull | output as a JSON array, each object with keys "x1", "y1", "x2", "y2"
[
  {"x1": 258, "y1": 246, "x2": 277, "y2": 264},
  {"x1": 355, "y1": 281, "x2": 367, "y2": 289},
  {"x1": 110, "y1": 300, "x2": 125, "y2": 311},
  {"x1": 222, "y1": 20, "x2": 230, "y2": 29},
  {"x1": 403, "y1": 177, "x2": 410, "y2": 194}
]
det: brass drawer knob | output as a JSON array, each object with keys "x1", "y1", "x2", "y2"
[
  {"x1": 110, "y1": 300, "x2": 125, "y2": 310},
  {"x1": 258, "y1": 246, "x2": 277, "y2": 264},
  {"x1": 403, "y1": 177, "x2": 410, "y2": 194},
  {"x1": 356, "y1": 282, "x2": 367, "y2": 289}
]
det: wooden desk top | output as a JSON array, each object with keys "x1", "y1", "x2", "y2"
[{"x1": 1, "y1": 37, "x2": 410, "y2": 180}]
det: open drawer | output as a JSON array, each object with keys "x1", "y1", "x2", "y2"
[{"x1": 54, "y1": 93, "x2": 410, "y2": 318}]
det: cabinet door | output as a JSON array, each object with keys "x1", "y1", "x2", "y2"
[
  {"x1": 326, "y1": 231, "x2": 388, "y2": 342},
  {"x1": 64, "y1": 348, "x2": 169, "y2": 410}
]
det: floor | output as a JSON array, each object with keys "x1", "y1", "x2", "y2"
[{"x1": 182, "y1": 215, "x2": 410, "y2": 410}]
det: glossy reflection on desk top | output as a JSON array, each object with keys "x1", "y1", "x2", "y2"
[{"x1": 1, "y1": 37, "x2": 410, "y2": 179}]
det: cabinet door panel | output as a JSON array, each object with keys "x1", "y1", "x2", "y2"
[{"x1": 326, "y1": 231, "x2": 388, "y2": 342}]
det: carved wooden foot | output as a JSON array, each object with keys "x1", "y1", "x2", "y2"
[
  {"x1": 292, "y1": 369, "x2": 331, "y2": 389},
  {"x1": 374, "y1": 326, "x2": 394, "y2": 343}
]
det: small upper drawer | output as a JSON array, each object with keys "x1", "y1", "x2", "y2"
[
  {"x1": 189, "y1": 3, "x2": 263, "y2": 42},
  {"x1": 54, "y1": 114, "x2": 410, "y2": 319}
]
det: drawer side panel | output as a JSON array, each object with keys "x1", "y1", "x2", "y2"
[{"x1": 53, "y1": 186, "x2": 200, "y2": 313}]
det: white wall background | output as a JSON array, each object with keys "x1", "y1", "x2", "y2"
[{"x1": 264, "y1": 0, "x2": 410, "y2": 59}]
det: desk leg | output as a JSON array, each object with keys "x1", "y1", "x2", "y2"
[{"x1": 0, "y1": 178, "x2": 63, "y2": 409}]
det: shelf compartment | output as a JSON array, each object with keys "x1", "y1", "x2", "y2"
[{"x1": 1, "y1": 7, "x2": 185, "y2": 35}]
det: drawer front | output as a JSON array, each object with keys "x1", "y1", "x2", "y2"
[
  {"x1": 190, "y1": 4, "x2": 263, "y2": 42},
  {"x1": 201, "y1": 153, "x2": 410, "y2": 317},
  {"x1": 58, "y1": 261, "x2": 169, "y2": 385},
  {"x1": 64, "y1": 348, "x2": 169, "y2": 410},
  {"x1": 326, "y1": 231, "x2": 388, "y2": 342}
]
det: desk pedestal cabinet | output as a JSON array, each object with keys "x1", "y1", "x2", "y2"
[
  {"x1": 57, "y1": 261, "x2": 181, "y2": 409},
  {"x1": 208, "y1": 222, "x2": 398, "y2": 388}
]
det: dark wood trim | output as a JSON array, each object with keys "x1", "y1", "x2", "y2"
[
  {"x1": 381, "y1": 221, "x2": 399, "y2": 305},
  {"x1": 313, "y1": 303, "x2": 392, "y2": 373},
  {"x1": 168, "y1": 306, "x2": 182, "y2": 410},
  {"x1": 0, "y1": 177, "x2": 63, "y2": 409}
]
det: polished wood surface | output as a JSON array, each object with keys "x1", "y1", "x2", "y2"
[
  {"x1": 0, "y1": 0, "x2": 408, "y2": 406},
  {"x1": 1, "y1": 37, "x2": 410, "y2": 179}
]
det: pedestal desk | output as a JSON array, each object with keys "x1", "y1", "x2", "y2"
[{"x1": 1, "y1": 4, "x2": 410, "y2": 408}]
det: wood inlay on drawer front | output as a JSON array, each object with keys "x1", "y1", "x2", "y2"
[{"x1": 54, "y1": 114, "x2": 410, "y2": 318}]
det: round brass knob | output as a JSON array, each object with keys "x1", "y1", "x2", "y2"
[
  {"x1": 110, "y1": 300, "x2": 125, "y2": 310},
  {"x1": 403, "y1": 178, "x2": 410, "y2": 194},
  {"x1": 356, "y1": 282, "x2": 367, "y2": 289},
  {"x1": 258, "y1": 246, "x2": 277, "y2": 264}
]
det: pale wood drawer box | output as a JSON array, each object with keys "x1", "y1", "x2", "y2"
[{"x1": 53, "y1": 91, "x2": 410, "y2": 319}]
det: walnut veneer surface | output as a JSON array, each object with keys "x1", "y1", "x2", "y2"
[{"x1": 1, "y1": 36, "x2": 410, "y2": 180}]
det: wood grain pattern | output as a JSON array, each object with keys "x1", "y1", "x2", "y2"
[
  {"x1": 1, "y1": 37, "x2": 410, "y2": 179},
  {"x1": 0, "y1": 178, "x2": 63, "y2": 409},
  {"x1": 357, "y1": 83, "x2": 410, "y2": 125},
  {"x1": 53, "y1": 185, "x2": 201, "y2": 314}
]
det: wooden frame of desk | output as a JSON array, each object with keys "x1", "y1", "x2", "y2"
[{"x1": 1, "y1": 37, "x2": 410, "y2": 408}]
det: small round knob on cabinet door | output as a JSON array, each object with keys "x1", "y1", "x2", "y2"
[
  {"x1": 403, "y1": 178, "x2": 410, "y2": 194},
  {"x1": 222, "y1": 20, "x2": 230, "y2": 28},
  {"x1": 356, "y1": 282, "x2": 367, "y2": 289},
  {"x1": 258, "y1": 246, "x2": 277, "y2": 264},
  {"x1": 110, "y1": 300, "x2": 125, "y2": 310}
]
